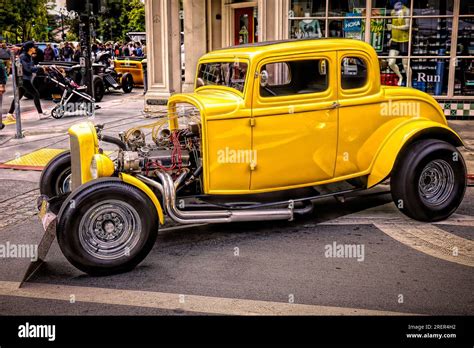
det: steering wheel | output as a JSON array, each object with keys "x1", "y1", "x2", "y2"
[{"x1": 264, "y1": 86, "x2": 277, "y2": 96}]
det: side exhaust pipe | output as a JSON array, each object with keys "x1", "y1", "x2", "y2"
[{"x1": 136, "y1": 172, "x2": 294, "y2": 224}]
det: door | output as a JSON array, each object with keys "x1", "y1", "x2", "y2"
[
  {"x1": 250, "y1": 53, "x2": 339, "y2": 191},
  {"x1": 234, "y1": 7, "x2": 256, "y2": 45}
]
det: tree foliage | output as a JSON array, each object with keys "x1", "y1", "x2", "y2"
[
  {"x1": 0, "y1": 0, "x2": 145, "y2": 44},
  {"x1": 0, "y1": 0, "x2": 52, "y2": 43},
  {"x1": 95, "y1": 0, "x2": 145, "y2": 42}
]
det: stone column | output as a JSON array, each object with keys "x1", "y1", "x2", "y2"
[
  {"x1": 182, "y1": 0, "x2": 208, "y2": 93},
  {"x1": 259, "y1": 0, "x2": 289, "y2": 42},
  {"x1": 144, "y1": 0, "x2": 181, "y2": 112}
]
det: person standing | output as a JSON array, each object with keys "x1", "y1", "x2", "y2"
[
  {"x1": 44, "y1": 43, "x2": 54, "y2": 61},
  {"x1": 123, "y1": 43, "x2": 130, "y2": 57},
  {"x1": 135, "y1": 42, "x2": 143, "y2": 57},
  {"x1": 0, "y1": 56, "x2": 8, "y2": 130},
  {"x1": 63, "y1": 42, "x2": 73, "y2": 62},
  {"x1": 73, "y1": 44, "x2": 81, "y2": 62},
  {"x1": 52, "y1": 44, "x2": 59, "y2": 61},
  {"x1": 5, "y1": 41, "x2": 48, "y2": 121}
]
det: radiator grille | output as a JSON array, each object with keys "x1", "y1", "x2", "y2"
[{"x1": 69, "y1": 134, "x2": 82, "y2": 190}]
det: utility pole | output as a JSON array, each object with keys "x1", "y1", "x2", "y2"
[{"x1": 79, "y1": 0, "x2": 94, "y2": 99}]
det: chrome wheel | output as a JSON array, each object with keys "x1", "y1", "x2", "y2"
[
  {"x1": 418, "y1": 159, "x2": 455, "y2": 207},
  {"x1": 79, "y1": 200, "x2": 142, "y2": 260}
]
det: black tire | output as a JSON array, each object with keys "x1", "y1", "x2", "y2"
[
  {"x1": 391, "y1": 139, "x2": 467, "y2": 222},
  {"x1": 51, "y1": 105, "x2": 65, "y2": 119},
  {"x1": 122, "y1": 73, "x2": 133, "y2": 93},
  {"x1": 93, "y1": 76, "x2": 105, "y2": 102},
  {"x1": 57, "y1": 180, "x2": 159, "y2": 275},
  {"x1": 39, "y1": 151, "x2": 72, "y2": 197}
]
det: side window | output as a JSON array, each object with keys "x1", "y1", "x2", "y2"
[
  {"x1": 341, "y1": 57, "x2": 367, "y2": 90},
  {"x1": 260, "y1": 59, "x2": 329, "y2": 97}
]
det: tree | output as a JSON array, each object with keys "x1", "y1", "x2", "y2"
[
  {"x1": 0, "y1": 0, "x2": 51, "y2": 43},
  {"x1": 95, "y1": 0, "x2": 145, "y2": 42}
]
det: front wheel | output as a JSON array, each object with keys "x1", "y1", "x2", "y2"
[
  {"x1": 51, "y1": 105, "x2": 65, "y2": 119},
  {"x1": 391, "y1": 139, "x2": 467, "y2": 222},
  {"x1": 93, "y1": 76, "x2": 105, "y2": 102},
  {"x1": 57, "y1": 180, "x2": 158, "y2": 275}
]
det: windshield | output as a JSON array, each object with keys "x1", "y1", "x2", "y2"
[{"x1": 196, "y1": 61, "x2": 248, "y2": 93}]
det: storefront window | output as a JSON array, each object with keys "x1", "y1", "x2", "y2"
[
  {"x1": 457, "y1": 17, "x2": 474, "y2": 55},
  {"x1": 288, "y1": 0, "x2": 473, "y2": 98},
  {"x1": 290, "y1": 19, "x2": 326, "y2": 38},
  {"x1": 411, "y1": 18, "x2": 452, "y2": 56},
  {"x1": 328, "y1": 0, "x2": 366, "y2": 16},
  {"x1": 289, "y1": 0, "x2": 326, "y2": 18},
  {"x1": 413, "y1": 0, "x2": 453, "y2": 15},
  {"x1": 411, "y1": 58, "x2": 450, "y2": 95},
  {"x1": 454, "y1": 59, "x2": 474, "y2": 96},
  {"x1": 460, "y1": 1, "x2": 474, "y2": 15},
  {"x1": 372, "y1": 0, "x2": 411, "y2": 15}
]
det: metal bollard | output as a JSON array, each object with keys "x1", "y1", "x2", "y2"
[{"x1": 11, "y1": 51, "x2": 23, "y2": 139}]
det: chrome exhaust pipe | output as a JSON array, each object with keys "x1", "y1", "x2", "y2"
[{"x1": 136, "y1": 172, "x2": 294, "y2": 224}]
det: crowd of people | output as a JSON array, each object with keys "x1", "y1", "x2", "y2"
[
  {"x1": 37, "y1": 41, "x2": 145, "y2": 63},
  {"x1": 0, "y1": 39, "x2": 146, "y2": 129}
]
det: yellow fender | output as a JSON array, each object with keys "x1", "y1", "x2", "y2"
[
  {"x1": 367, "y1": 119, "x2": 464, "y2": 188},
  {"x1": 119, "y1": 173, "x2": 165, "y2": 224}
]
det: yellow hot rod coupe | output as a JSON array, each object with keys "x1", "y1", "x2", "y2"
[{"x1": 38, "y1": 39, "x2": 466, "y2": 275}]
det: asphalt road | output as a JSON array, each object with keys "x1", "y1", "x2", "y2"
[{"x1": 0, "y1": 175, "x2": 472, "y2": 316}]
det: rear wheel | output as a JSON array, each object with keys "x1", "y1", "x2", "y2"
[
  {"x1": 57, "y1": 180, "x2": 158, "y2": 275},
  {"x1": 40, "y1": 151, "x2": 72, "y2": 197},
  {"x1": 391, "y1": 139, "x2": 466, "y2": 222},
  {"x1": 122, "y1": 73, "x2": 133, "y2": 93}
]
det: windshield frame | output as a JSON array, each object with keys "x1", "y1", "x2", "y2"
[{"x1": 194, "y1": 58, "x2": 250, "y2": 97}]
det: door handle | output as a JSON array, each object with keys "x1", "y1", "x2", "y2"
[{"x1": 330, "y1": 102, "x2": 341, "y2": 109}]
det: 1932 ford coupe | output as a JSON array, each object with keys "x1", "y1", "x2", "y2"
[{"x1": 38, "y1": 39, "x2": 467, "y2": 275}]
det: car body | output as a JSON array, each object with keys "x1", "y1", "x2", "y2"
[
  {"x1": 113, "y1": 56, "x2": 145, "y2": 86},
  {"x1": 38, "y1": 39, "x2": 467, "y2": 275}
]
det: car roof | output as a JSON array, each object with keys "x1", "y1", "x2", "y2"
[{"x1": 200, "y1": 38, "x2": 375, "y2": 61}]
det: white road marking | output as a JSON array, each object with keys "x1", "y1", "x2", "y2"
[
  {"x1": 0, "y1": 281, "x2": 416, "y2": 316},
  {"x1": 319, "y1": 203, "x2": 474, "y2": 267}
]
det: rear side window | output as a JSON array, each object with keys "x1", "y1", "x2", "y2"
[
  {"x1": 260, "y1": 59, "x2": 329, "y2": 97},
  {"x1": 341, "y1": 57, "x2": 367, "y2": 90}
]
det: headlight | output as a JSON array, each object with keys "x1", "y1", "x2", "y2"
[{"x1": 90, "y1": 154, "x2": 114, "y2": 179}]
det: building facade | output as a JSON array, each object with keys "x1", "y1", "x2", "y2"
[{"x1": 144, "y1": 0, "x2": 474, "y2": 118}]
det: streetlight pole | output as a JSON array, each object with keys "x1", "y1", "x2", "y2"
[{"x1": 61, "y1": 12, "x2": 65, "y2": 41}]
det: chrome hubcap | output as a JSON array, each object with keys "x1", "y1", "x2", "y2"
[
  {"x1": 79, "y1": 200, "x2": 141, "y2": 260},
  {"x1": 418, "y1": 159, "x2": 454, "y2": 206},
  {"x1": 55, "y1": 168, "x2": 72, "y2": 194}
]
